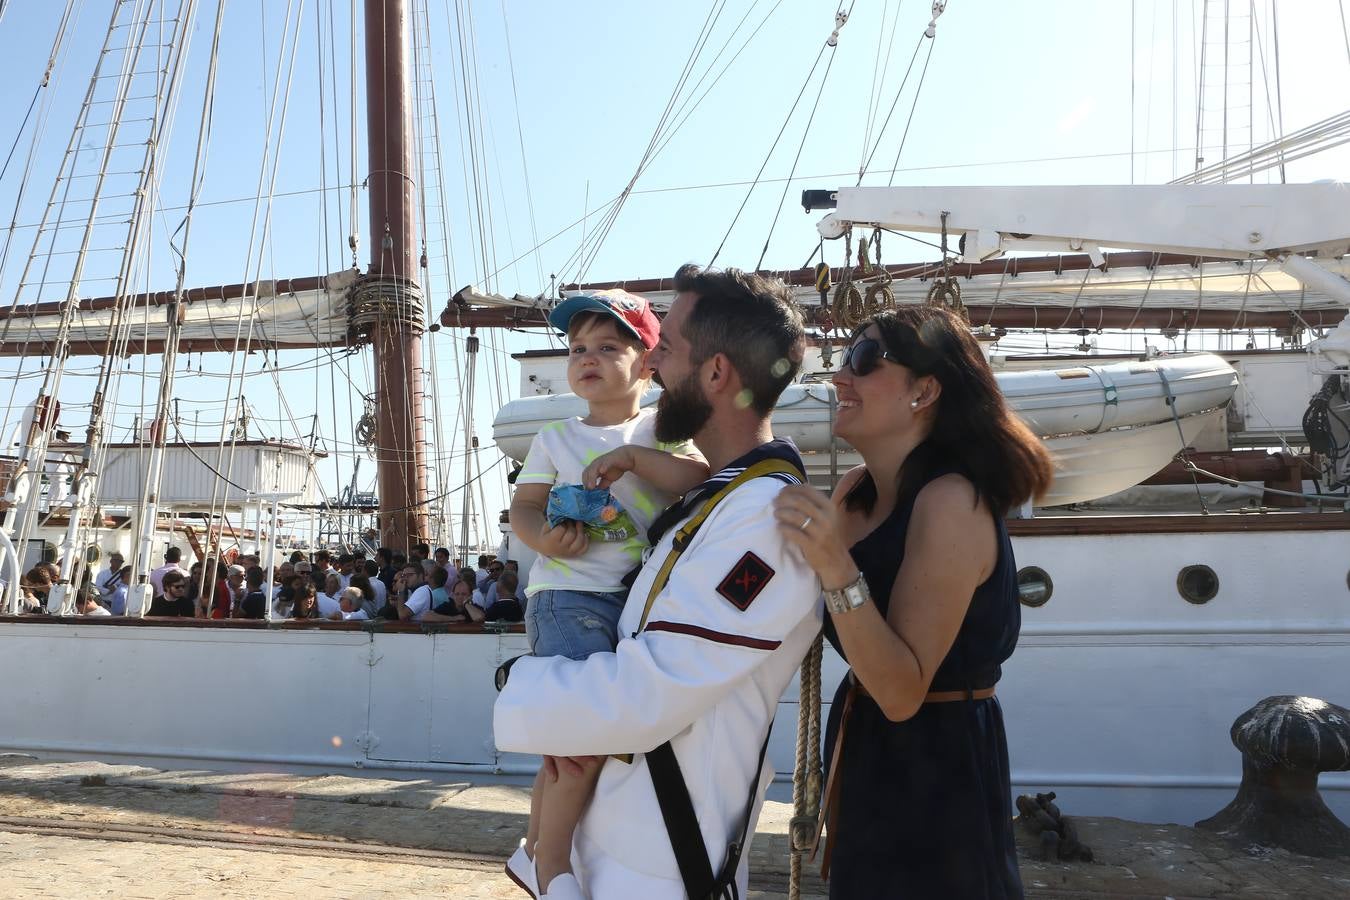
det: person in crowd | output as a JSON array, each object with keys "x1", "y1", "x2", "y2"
[
  {"x1": 184, "y1": 560, "x2": 204, "y2": 610},
  {"x1": 274, "y1": 572, "x2": 307, "y2": 620},
  {"x1": 336, "y1": 553, "x2": 356, "y2": 589},
  {"x1": 76, "y1": 590, "x2": 111, "y2": 617},
  {"x1": 149, "y1": 547, "x2": 188, "y2": 600},
  {"x1": 423, "y1": 576, "x2": 486, "y2": 624},
  {"x1": 426, "y1": 566, "x2": 450, "y2": 610},
  {"x1": 93, "y1": 551, "x2": 125, "y2": 606},
  {"x1": 148, "y1": 570, "x2": 196, "y2": 617},
  {"x1": 290, "y1": 581, "x2": 321, "y2": 620},
  {"x1": 273, "y1": 561, "x2": 295, "y2": 598},
  {"x1": 495, "y1": 268, "x2": 818, "y2": 899},
  {"x1": 310, "y1": 550, "x2": 335, "y2": 589},
  {"x1": 348, "y1": 573, "x2": 379, "y2": 618},
  {"x1": 393, "y1": 565, "x2": 434, "y2": 622},
  {"x1": 338, "y1": 586, "x2": 368, "y2": 620},
  {"x1": 288, "y1": 550, "x2": 306, "y2": 565},
  {"x1": 772, "y1": 307, "x2": 1053, "y2": 899},
  {"x1": 225, "y1": 564, "x2": 247, "y2": 615},
  {"x1": 237, "y1": 566, "x2": 268, "y2": 619},
  {"x1": 483, "y1": 570, "x2": 524, "y2": 623},
  {"x1": 433, "y1": 547, "x2": 451, "y2": 569},
  {"x1": 456, "y1": 567, "x2": 478, "y2": 606},
  {"x1": 375, "y1": 548, "x2": 396, "y2": 591},
  {"x1": 202, "y1": 560, "x2": 230, "y2": 619},
  {"x1": 20, "y1": 568, "x2": 51, "y2": 613},
  {"x1": 361, "y1": 560, "x2": 387, "y2": 609},
  {"x1": 317, "y1": 572, "x2": 344, "y2": 619},
  {"x1": 474, "y1": 554, "x2": 493, "y2": 591},
  {"x1": 500, "y1": 287, "x2": 714, "y2": 898},
  {"x1": 476, "y1": 559, "x2": 504, "y2": 606},
  {"x1": 107, "y1": 564, "x2": 131, "y2": 615}
]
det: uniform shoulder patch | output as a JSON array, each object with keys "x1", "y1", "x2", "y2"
[{"x1": 716, "y1": 551, "x2": 775, "y2": 611}]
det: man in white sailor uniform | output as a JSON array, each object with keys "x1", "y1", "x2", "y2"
[{"x1": 494, "y1": 266, "x2": 823, "y2": 899}]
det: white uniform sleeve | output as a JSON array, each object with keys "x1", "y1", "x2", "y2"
[{"x1": 494, "y1": 481, "x2": 820, "y2": 756}]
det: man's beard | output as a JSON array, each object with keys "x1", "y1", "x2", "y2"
[{"x1": 654, "y1": 371, "x2": 713, "y2": 443}]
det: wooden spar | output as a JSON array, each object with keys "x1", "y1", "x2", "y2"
[
  {"x1": 364, "y1": 0, "x2": 427, "y2": 551},
  {"x1": 435, "y1": 303, "x2": 1345, "y2": 333},
  {"x1": 434, "y1": 249, "x2": 1349, "y2": 332}
]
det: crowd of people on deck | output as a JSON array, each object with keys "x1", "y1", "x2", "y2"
[{"x1": 15, "y1": 545, "x2": 526, "y2": 626}]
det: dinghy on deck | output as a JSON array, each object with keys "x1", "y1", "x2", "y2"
[{"x1": 492, "y1": 353, "x2": 1239, "y2": 507}]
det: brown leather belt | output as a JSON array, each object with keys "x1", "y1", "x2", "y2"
[{"x1": 810, "y1": 673, "x2": 996, "y2": 880}]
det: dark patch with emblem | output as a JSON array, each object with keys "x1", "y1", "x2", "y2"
[{"x1": 717, "y1": 551, "x2": 775, "y2": 611}]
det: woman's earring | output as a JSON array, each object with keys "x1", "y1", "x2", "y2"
[{"x1": 910, "y1": 400, "x2": 920, "y2": 409}]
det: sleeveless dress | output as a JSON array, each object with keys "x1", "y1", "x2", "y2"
[{"x1": 822, "y1": 470, "x2": 1025, "y2": 899}]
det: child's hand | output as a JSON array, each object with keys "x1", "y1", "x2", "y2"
[
  {"x1": 538, "y1": 519, "x2": 589, "y2": 558},
  {"x1": 581, "y1": 446, "x2": 636, "y2": 491},
  {"x1": 543, "y1": 754, "x2": 605, "y2": 780}
]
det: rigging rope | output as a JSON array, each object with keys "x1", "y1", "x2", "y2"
[
  {"x1": 708, "y1": 4, "x2": 851, "y2": 268},
  {"x1": 754, "y1": 6, "x2": 854, "y2": 270}
]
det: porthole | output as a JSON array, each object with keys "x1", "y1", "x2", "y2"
[
  {"x1": 1178, "y1": 565, "x2": 1219, "y2": 604},
  {"x1": 1016, "y1": 566, "x2": 1053, "y2": 608}
]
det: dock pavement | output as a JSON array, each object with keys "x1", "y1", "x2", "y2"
[{"x1": 0, "y1": 756, "x2": 1346, "y2": 898}]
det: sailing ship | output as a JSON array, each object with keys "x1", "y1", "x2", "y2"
[{"x1": 0, "y1": 0, "x2": 1345, "y2": 834}]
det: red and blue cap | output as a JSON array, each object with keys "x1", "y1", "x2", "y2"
[{"x1": 548, "y1": 289, "x2": 660, "y2": 350}]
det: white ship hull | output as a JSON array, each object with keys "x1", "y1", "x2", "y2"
[{"x1": 0, "y1": 519, "x2": 1344, "y2": 827}]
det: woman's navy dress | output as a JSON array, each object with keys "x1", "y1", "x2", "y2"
[{"x1": 823, "y1": 471, "x2": 1025, "y2": 899}]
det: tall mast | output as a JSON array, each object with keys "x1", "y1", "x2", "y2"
[{"x1": 359, "y1": 0, "x2": 428, "y2": 551}]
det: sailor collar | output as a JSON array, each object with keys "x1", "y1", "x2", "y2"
[{"x1": 647, "y1": 438, "x2": 805, "y2": 547}]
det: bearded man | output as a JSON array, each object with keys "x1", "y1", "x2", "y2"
[{"x1": 494, "y1": 265, "x2": 822, "y2": 899}]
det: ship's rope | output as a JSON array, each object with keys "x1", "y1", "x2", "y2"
[
  {"x1": 201, "y1": 0, "x2": 306, "y2": 566},
  {"x1": 753, "y1": 7, "x2": 853, "y2": 271},
  {"x1": 789, "y1": 633, "x2": 825, "y2": 900},
  {"x1": 709, "y1": 3, "x2": 853, "y2": 269},
  {"x1": 6, "y1": 0, "x2": 170, "y2": 597}
]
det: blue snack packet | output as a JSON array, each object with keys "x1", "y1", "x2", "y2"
[{"x1": 546, "y1": 484, "x2": 639, "y2": 542}]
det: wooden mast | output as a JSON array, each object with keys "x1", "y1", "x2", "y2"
[{"x1": 362, "y1": 0, "x2": 427, "y2": 551}]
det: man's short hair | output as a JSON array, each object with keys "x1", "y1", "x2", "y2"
[
  {"x1": 496, "y1": 570, "x2": 518, "y2": 593},
  {"x1": 245, "y1": 566, "x2": 265, "y2": 588},
  {"x1": 672, "y1": 264, "x2": 805, "y2": 414},
  {"x1": 427, "y1": 567, "x2": 448, "y2": 588},
  {"x1": 164, "y1": 547, "x2": 182, "y2": 563}
]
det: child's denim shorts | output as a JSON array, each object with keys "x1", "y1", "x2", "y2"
[{"x1": 524, "y1": 588, "x2": 626, "y2": 660}]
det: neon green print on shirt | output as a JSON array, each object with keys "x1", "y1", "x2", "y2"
[
  {"x1": 626, "y1": 489, "x2": 657, "y2": 518},
  {"x1": 544, "y1": 557, "x2": 575, "y2": 576}
]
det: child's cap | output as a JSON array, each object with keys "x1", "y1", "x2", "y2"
[{"x1": 548, "y1": 289, "x2": 660, "y2": 350}]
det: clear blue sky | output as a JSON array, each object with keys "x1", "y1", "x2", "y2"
[{"x1": 0, "y1": 0, "x2": 1346, "y2": 550}]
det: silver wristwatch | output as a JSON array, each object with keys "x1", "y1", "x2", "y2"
[{"x1": 823, "y1": 572, "x2": 870, "y2": 614}]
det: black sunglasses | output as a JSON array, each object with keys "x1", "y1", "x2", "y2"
[{"x1": 839, "y1": 338, "x2": 903, "y2": 377}]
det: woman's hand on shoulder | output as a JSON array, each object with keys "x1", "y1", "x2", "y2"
[{"x1": 772, "y1": 484, "x2": 857, "y2": 590}]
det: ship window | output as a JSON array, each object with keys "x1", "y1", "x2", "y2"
[
  {"x1": 1016, "y1": 566, "x2": 1052, "y2": 607},
  {"x1": 1177, "y1": 565, "x2": 1219, "y2": 604}
]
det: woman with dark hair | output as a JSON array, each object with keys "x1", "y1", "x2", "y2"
[
  {"x1": 290, "y1": 581, "x2": 320, "y2": 620},
  {"x1": 774, "y1": 307, "x2": 1053, "y2": 899}
]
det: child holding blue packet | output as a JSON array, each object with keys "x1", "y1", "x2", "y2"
[{"x1": 507, "y1": 289, "x2": 708, "y2": 898}]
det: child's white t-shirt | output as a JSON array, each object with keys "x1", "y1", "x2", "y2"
[{"x1": 516, "y1": 408, "x2": 692, "y2": 598}]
